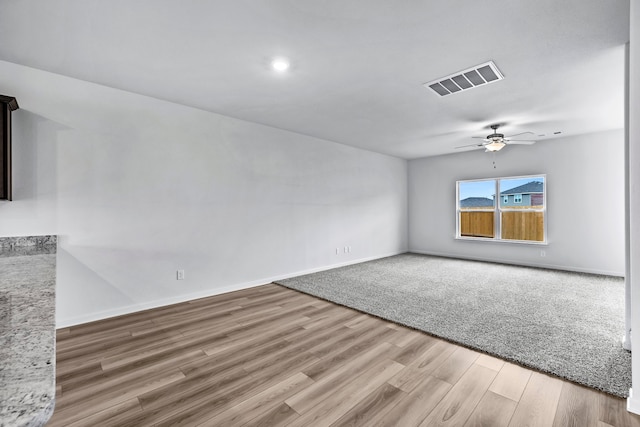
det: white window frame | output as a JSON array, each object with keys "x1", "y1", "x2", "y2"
[
  {"x1": 456, "y1": 174, "x2": 547, "y2": 244},
  {"x1": 514, "y1": 194, "x2": 523, "y2": 204}
]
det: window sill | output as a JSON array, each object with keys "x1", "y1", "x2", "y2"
[{"x1": 455, "y1": 236, "x2": 548, "y2": 245}]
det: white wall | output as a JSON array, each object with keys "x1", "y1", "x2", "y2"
[
  {"x1": 628, "y1": 0, "x2": 640, "y2": 414},
  {"x1": 408, "y1": 130, "x2": 625, "y2": 276},
  {"x1": 0, "y1": 61, "x2": 408, "y2": 327}
]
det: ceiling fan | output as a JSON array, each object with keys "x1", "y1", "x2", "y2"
[{"x1": 456, "y1": 124, "x2": 536, "y2": 152}]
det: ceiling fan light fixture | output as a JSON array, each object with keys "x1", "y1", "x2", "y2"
[
  {"x1": 271, "y1": 58, "x2": 290, "y2": 72},
  {"x1": 485, "y1": 141, "x2": 506, "y2": 152}
]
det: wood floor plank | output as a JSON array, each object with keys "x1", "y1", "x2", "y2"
[
  {"x1": 373, "y1": 375, "x2": 452, "y2": 426},
  {"x1": 201, "y1": 313, "x2": 310, "y2": 356},
  {"x1": 302, "y1": 326, "x2": 397, "y2": 381},
  {"x1": 60, "y1": 349, "x2": 207, "y2": 397},
  {"x1": 140, "y1": 342, "x2": 295, "y2": 412},
  {"x1": 464, "y1": 390, "x2": 517, "y2": 427},
  {"x1": 143, "y1": 305, "x2": 240, "y2": 333},
  {"x1": 177, "y1": 300, "x2": 311, "y2": 336},
  {"x1": 243, "y1": 402, "x2": 301, "y2": 426},
  {"x1": 553, "y1": 382, "x2": 600, "y2": 427},
  {"x1": 345, "y1": 313, "x2": 374, "y2": 328},
  {"x1": 489, "y1": 361, "x2": 533, "y2": 402},
  {"x1": 198, "y1": 372, "x2": 314, "y2": 426},
  {"x1": 138, "y1": 347, "x2": 320, "y2": 426},
  {"x1": 286, "y1": 358, "x2": 405, "y2": 427},
  {"x1": 328, "y1": 382, "x2": 407, "y2": 426},
  {"x1": 241, "y1": 324, "x2": 345, "y2": 376},
  {"x1": 287, "y1": 342, "x2": 397, "y2": 414},
  {"x1": 599, "y1": 393, "x2": 640, "y2": 427},
  {"x1": 305, "y1": 319, "x2": 396, "y2": 360},
  {"x1": 56, "y1": 361, "x2": 103, "y2": 388},
  {"x1": 475, "y1": 353, "x2": 506, "y2": 372},
  {"x1": 391, "y1": 333, "x2": 438, "y2": 365},
  {"x1": 50, "y1": 369, "x2": 185, "y2": 425},
  {"x1": 385, "y1": 327, "x2": 423, "y2": 347},
  {"x1": 387, "y1": 339, "x2": 457, "y2": 392},
  {"x1": 431, "y1": 346, "x2": 480, "y2": 384},
  {"x1": 57, "y1": 364, "x2": 186, "y2": 412},
  {"x1": 56, "y1": 328, "x2": 134, "y2": 352},
  {"x1": 49, "y1": 284, "x2": 638, "y2": 427},
  {"x1": 419, "y1": 364, "x2": 498, "y2": 426},
  {"x1": 152, "y1": 355, "x2": 318, "y2": 426},
  {"x1": 301, "y1": 307, "x2": 361, "y2": 331},
  {"x1": 508, "y1": 371, "x2": 563, "y2": 427},
  {"x1": 57, "y1": 324, "x2": 199, "y2": 370},
  {"x1": 62, "y1": 398, "x2": 143, "y2": 427},
  {"x1": 133, "y1": 366, "x2": 262, "y2": 425},
  {"x1": 98, "y1": 334, "x2": 198, "y2": 371}
]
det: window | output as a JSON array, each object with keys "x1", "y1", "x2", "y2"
[{"x1": 457, "y1": 175, "x2": 546, "y2": 243}]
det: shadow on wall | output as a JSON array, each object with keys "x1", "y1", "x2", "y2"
[
  {"x1": 55, "y1": 240, "x2": 226, "y2": 328},
  {"x1": 11, "y1": 110, "x2": 67, "y2": 201},
  {"x1": 0, "y1": 110, "x2": 68, "y2": 236},
  {"x1": 55, "y1": 245, "x2": 136, "y2": 327}
]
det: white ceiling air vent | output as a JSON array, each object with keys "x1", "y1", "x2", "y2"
[{"x1": 424, "y1": 61, "x2": 504, "y2": 96}]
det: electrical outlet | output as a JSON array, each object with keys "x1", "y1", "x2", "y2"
[
  {"x1": 177, "y1": 269, "x2": 185, "y2": 280},
  {"x1": 336, "y1": 248, "x2": 340, "y2": 255},
  {"x1": 540, "y1": 250, "x2": 546, "y2": 257}
]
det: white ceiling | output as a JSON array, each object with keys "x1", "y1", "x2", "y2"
[{"x1": 0, "y1": 0, "x2": 630, "y2": 159}]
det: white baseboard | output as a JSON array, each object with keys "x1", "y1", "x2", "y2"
[
  {"x1": 55, "y1": 281, "x2": 266, "y2": 328},
  {"x1": 409, "y1": 249, "x2": 624, "y2": 277},
  {"x1": 56, "y1": 250, "x2": 405, "y2": 328},
  {"x1": 628, "y1": 389, "x2": 640, "y2": 414}
]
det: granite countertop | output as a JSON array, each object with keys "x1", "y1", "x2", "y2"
[{"x1": 0, "y1": 236, "x2": 57, "y2": 427}]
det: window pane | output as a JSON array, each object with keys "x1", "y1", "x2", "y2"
[
  {"x1": 458, "y1": 180, "x2": 495, "y2": 238},
  {"x1": 501, "y1": 211, "x2": 545, "y2": 241},
  {"x1": 460, "y1": 211, "x2": 495, "y2": 238},
  {"x1": 459, "y1": 180, "x2": 495, "y2": 210},
  {"x1": 499, "y1": 176, "x2": 545, "y2": 242},
  {"x1": 499, "y1": 177, "x2": 544, "y2": 208}
]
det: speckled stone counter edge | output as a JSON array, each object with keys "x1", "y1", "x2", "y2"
[
  {"x1": 0, "y1": 237, "x2": 57, "y2": 259},
  {"x1": 0, "y1": 236, "x2": 57, "y2": 249},
  {"x1": 0, "y1": 235, "x2": 56, "y2": 427}
]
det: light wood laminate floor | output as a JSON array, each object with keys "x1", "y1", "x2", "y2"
[{"x1": 49, "y1": 284, "x2": 640, "y2": 426}]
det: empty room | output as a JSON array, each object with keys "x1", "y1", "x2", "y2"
[{"x1": 2, "y1": 1, "x2": 640, "y2": 426}]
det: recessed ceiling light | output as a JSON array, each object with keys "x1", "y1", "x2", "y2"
[{"x1": 271, "y1": 58, "x2": 290, "y2": 72}]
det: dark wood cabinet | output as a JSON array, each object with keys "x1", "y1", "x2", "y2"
[{"x1": 0, "y1": 95, "x2": 19, "y2": 201}]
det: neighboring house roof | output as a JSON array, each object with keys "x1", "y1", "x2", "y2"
[
  {"x1": 460, "y1": 197, "x2": 494, "y2": 208},
  {"x1": 501, "y1": 181, "x2": 544, "y2": 195}
]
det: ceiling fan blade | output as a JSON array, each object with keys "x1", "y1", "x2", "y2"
[
  {"x1": 472, "y1": 136, "x2": 489, "y2": 140},
  {"x1": 505, "y1": 131, "x2": 535, "y2": 138},
  {"x1": 455, "y1": 143, "x2": 485, "y2": 149},
  {"x1": 507, "y1": 140, "x2": 536, "y2": 145}
]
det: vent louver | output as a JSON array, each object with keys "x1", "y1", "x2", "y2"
[{"x1": 424, "y1": 61, "x2": 504, "y2": 96}]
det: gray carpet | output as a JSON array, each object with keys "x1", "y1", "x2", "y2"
[{"x1": 275, "y1": 253, "x2": 631, "y2": 397}]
